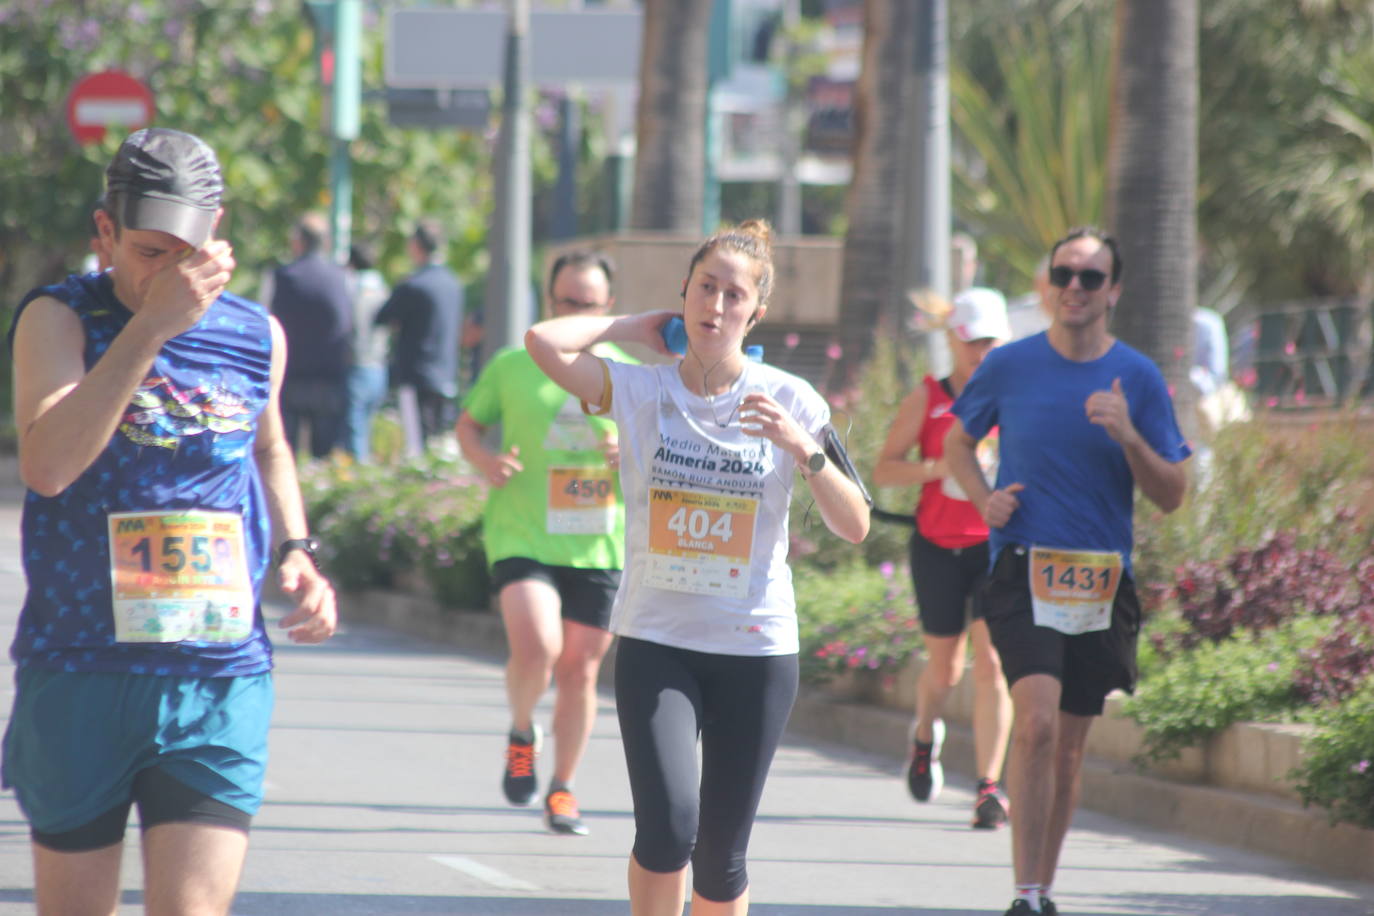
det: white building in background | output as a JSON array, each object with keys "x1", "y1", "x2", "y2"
[{"x1": 713, "y1": 0, "x2": 859, "y2": 189}]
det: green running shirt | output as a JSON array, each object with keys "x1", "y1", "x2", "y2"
[{"x1": 462, "y1": 345, "x2": 633, "y2": 570}]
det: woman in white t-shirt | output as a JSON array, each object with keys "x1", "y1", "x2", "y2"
[{"x1": 527, "y1": 220, "x2": 869, "y2": 915}]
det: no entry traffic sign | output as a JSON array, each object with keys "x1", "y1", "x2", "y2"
[{"x1": 66, "y1": 70, "x2": 155, "y2": 145}]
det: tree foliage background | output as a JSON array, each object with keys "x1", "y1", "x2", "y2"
[
  {"x1": 1198, "y1": 0, "x2": 1374, "y2": 304},
  {"x1": 948, "y1": 0, "x2": 1111, "y2": 294},
  {"x1": 947, "y1": 0, "x2": 1374, "y2": 308},
  {"x1": 0, "y1": 0, "x2": 521, "y2": 315},
  {"x1": 5, "y1": 0, "x2": 1374, "y2": 413}
]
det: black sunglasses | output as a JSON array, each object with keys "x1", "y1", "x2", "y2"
[{"x1": 1048, "y1": 266, "x2": 1109, "y2": 291}]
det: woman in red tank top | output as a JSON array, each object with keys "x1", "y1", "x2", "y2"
[{"x1": 874, "y1": 287, "x2": 1014, "y2": 829}]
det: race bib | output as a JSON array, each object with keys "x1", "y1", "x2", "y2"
[
  {"x1": 108, "y1": 510, "x2": 255, "y2": 644},
  {"x1": 543, "y1": 393, "x2": 604, "y2": 452},
  {"x1": 547, "y1": 466, "x2": 617, "y2": 535},
  {"x1": 1029, "y1": 546, "x2": 1123, "y2": 635},
  {"x1": 644, "y1": 487, "x2": 758, "y2": 598}
]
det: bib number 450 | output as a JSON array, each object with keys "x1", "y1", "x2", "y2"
[
  {"x1": 666, "y1": 506, "x2": 733, "y2": 542},
  {"x1": 564, "y1": 477, "x2": 612, "y2": 498}
]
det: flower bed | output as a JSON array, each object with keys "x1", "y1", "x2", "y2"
[{"x1": 300, "y1": 453, "x2": 491, "y2": 611}]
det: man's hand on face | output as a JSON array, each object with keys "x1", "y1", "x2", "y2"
[{"x1": 140, "y1": 239, "x2": 236, "y2": 341}]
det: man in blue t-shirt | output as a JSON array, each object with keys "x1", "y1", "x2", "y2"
[{"x1": 945, "y1": 228, "x2": 1190, "y2": 916}]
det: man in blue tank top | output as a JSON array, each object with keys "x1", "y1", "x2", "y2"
[
  {"x1": 946, "y1": 228, "x2": 1191, "y2": 916},
  {"x1": 3, "y1": 128, "x2": 337, "y2": 914}
]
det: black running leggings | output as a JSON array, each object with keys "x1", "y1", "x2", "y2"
[{"x1": 614, "y1": 636, "x2": 799, "y2": 903}]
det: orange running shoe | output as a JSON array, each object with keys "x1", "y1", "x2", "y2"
[{"x1": 544, "y1": 787, "x2": 589, "y2": 836}]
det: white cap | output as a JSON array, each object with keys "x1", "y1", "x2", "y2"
[{"x1": 948, "y1": 287, "x2": 1011, "y2": 342}]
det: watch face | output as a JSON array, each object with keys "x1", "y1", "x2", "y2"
[
  {"x1": 807, "y1": 451, "x2": 826, "y2": 473},
  {"x1": 279, "y1": 538, "x2": 320, "y2": 564}
]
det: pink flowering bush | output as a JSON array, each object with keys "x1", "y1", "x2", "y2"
[
  {"x1": 298, "y1": 454, "x2": 490, "y2": 609},
  {"x1": 794, "y1": 558, "x2": 920, "y2": 684}
]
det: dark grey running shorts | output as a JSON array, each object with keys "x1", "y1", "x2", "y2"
[{"x1": 980, "y1": 544, "x2": 1140, "y2": 716}]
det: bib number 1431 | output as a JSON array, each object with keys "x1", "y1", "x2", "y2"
[{"x1": 1028, "y1": 546, "x2": 1122, "y2": 636}]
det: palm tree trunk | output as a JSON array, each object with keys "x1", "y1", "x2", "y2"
[
  {"x1": 1105, "y1": 0, "x2": 1199, "y2": 435},
  {"x1": 831, "y1": 0, "x2": 916, "y2": 393},
  {"x1": 630, "y1": 0, "x2": 713, "y2": 233}
]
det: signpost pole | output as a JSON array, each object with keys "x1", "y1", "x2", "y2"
[
  {"x1": 482, "y1": 0, "x2": 533, "y2": 367},
  {"x1": 330, "y1": 0, "x2": 362, "y2": 264}
]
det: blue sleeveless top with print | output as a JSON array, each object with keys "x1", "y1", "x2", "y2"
[{"x1": 8, "y1": 272, "x2": 274, "y2": 676}]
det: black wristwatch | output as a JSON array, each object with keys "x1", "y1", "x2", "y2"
[
  {"x1": 804, "y1": 450, "x2": 827, "y2": 476},
  {"x1": 277, "y1": 537, "x2": 320, "y2": 567}
]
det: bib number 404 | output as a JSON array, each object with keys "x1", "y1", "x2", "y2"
[{"x1": 666, "y1": 506, "x2": 733, "y2": 542}]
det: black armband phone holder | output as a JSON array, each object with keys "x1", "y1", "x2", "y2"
[{"x1": 822, "y1": 425, "x2": 874, "y2": 508}]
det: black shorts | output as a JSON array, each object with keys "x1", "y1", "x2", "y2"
[
  {"x1": 908, "y1": 531, "x2": 989, "y2": 637},
  {"x1": 33, "y1": 766, "x2": 252, "y2": 853},
  {"x1": 489, "y1": 557, "x2": 619, "y2": 631},
  {"x1": 981, "y1": 545, "x2": 1141, "y2": 717}
]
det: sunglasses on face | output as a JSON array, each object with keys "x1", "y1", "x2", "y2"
[{"x1": 1048, "y1": 266, "x2": 1109, "y2": 291}]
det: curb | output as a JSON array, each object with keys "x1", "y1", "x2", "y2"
[
  {"x1": 332, "y1": 586, "x2": 1374, "y2": 885},
  {"x1": 783, "y1": 689, "x2": 1374, "y2": 883}
]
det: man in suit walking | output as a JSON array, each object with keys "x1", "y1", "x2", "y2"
[
  {"x1": 271, "y1": 213, "x2": 353, "y2": 458},
  {"x1": 376, "y1": 218, "x2": 465, "y2": 453}
]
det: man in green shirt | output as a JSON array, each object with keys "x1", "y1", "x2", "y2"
[{"x1": 457, "y1": 251, "x2": 630, "y2": 836}]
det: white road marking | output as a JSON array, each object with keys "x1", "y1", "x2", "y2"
[{"x1": 430, "y1": 855, "x2": 540, "y2": 891}]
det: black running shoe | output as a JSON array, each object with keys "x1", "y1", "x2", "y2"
[
  {"x1": 501, "y1": 725, "x2": 541, "y2": 806},
  {"x1": 973, "y1": 778, "x2": 1010, "y2": 829},
  {"x1": 905, "y1": 719, "x2": 945, "y2": 802}
]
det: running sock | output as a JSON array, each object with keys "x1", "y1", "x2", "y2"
[
  {"x1": 511, "y1": 725, "x2": 536, "y2": 743},
  {"x1": 1015, "y1": 884, "x2": 1042, "y2": 911}
]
